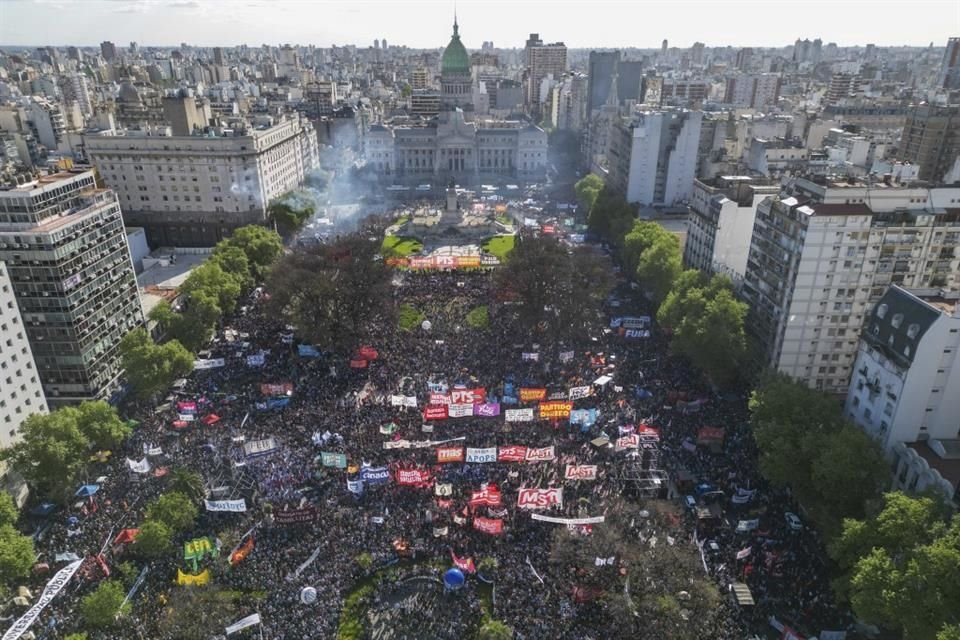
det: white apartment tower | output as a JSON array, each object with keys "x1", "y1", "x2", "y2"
[
  {"x1": 741, "y1": 177, "x2": 960, "y2": 394},
  {"x1": 85, "y1": 113, "x2": 319, "y2": 247},
  {"x1": 0, "y1": 171, "x2": 144, "y2": 406}
]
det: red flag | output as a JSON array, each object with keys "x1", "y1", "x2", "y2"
[{"x1": 450, "y1": 549, "x2": 476, "y2": 574}]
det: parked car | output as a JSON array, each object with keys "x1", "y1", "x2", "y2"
[
  {"x1": 684, "y1": 495, "x2": 697, "y2": 510},
  {"x1": 785, "y1": 512, "x2": 803, "y2": 531}
]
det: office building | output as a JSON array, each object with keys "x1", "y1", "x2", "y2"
[
  {"x1": 723, "y1": 74, "x2": 781, "y2": 110},
  {"x1": 0, "y1": 171, "x2": 143, "y2": 406},
  {"x1": 939, "y1": 37, "x2": 960, "y2": 90},
  {"x1": 898, "y1": 104, "x2": 960, "y2": 183},
  {"x1": 85, "y1": 113, "x2": 319, "y2": 247},
  {"x1": 61, "y1": 73, "x2": 93, "y2": 117},
  {"x1": 607, "y1": 109, "x2": 702, "y2": 206},
  {"x1": 741, "y1": 177, "x2": 960, "y2": 394},
  {"x1": 659, "y1": 79, "x2": 709, "y2": 106},
  {"x1": 100, "y1": 41, "x2": 117, "y2": 62},
  {"x1": 844, "y1": 286, "x2": 960, "y2": 505},
  {"x1": 526, "y1": 41, "x2": 567, "y2": 115}
]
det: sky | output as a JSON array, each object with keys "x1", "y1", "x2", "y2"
[{"x1": 0, "y1": 0, "x2": 957, "y2": 50}]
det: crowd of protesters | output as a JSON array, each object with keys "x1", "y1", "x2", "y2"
[{"x1": 15, "y1": 266, "x2": 852, "y2": 640}]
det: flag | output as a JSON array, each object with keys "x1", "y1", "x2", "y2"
[{"x1": 450, "y1": 549, "x2": 476, "y2": 574}]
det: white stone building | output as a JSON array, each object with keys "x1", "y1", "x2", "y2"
[{"x1": 85, "y1": 113, "x2": 318, "y2": 246}]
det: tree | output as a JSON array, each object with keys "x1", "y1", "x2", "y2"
[
  {"x1": 588, "y1": 186, "x2": 635, "y2": 246},
  {"x1": 0, "y1": 524, "x2": 36, "y2": 582},
  {"x1": 0, "y1": 491, "x2": 18, "y2": 527},
  {"x1": 223, "y1": 225, "x2": 283, "y2": 278},
  {"x1": 210, "y1": 243, "x2": 254, "y2": 292},
  {"x1": 622, "y1": 221, "x2": 682, "y2": 303},
  {"x1": 133, "y1": 520, "x2": 173, "y2": 559},
  {"x1": 657, "y1": 271, "x2": 748, "y2": 385},
  {"x1": 64, "y1": 634, "x2": 89, "y2": 640},
  {"x1": 80, "y1": 579, "x2": 130, "y2": 629},
  {"x1": 75, "y1": 400, "x2": 130, "y2": 449},
  {"x1": 574, "y1": 174, "x2": 604, "y2": 216},
  {"x1": 750, "y1": 374, "x2": 889, "y2": 533},
  {"x1": 181, "y1": 261, "x2": 242, "y2": 315},
  {"x1": 169, "y1": 468, "x2": 205, "y2": 504},
  {"x1": 0, "y1": 409, "x2": 90, "y2": 497},
  {"x1": 145, "y1": 491, "x2": 198, "y2": 534},
  {"x1": 834, "y1": 497, "x2": 960, "y2": 640},
  {"x1": 266, "y1": 234, "x2": 395, "y2": 353},
  {"x1": 269, "y1": 192, "x2": 315, "y2": 236},
  {"x1": 120, "y1": 328, "x2": 194, "y2": 400},
  {"x1": 478, "y1": 619, "x2": 514, "y2": 640},
  {"x1": 304, "y1": 169, "x2": 332, "y2": 192}
]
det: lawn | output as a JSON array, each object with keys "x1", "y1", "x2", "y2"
[
  {"x1": 382, "y1": 235, "x2": 423, "y2": 257},
  {"x1": 481, "y1": 235, "x2": 516, "y2": 261}
]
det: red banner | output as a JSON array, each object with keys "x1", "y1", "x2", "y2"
[
  {"x1": 473, "y1": 517, "x2": 504, "y2": 535},
  {"x1": 519, "y1": 388, "x2": 547, "y2": 402},
  {"x1": 517, "y1": 487, "x2": 563, "y2": 510},
  {"x1": 450, "y1": 550, "x2": 476, "y2": 573},
  {"x1": 274, "y1": 507, "x2": 318, "y2": 524},
  {"x1": 451, "y1": 387, "x2": 486, "y2": 405},
  {"x1": 230, "y1": 537, "x2": 255, "y2": 566},
  {"x1": 637, "y1": 424, "x2": 661, "y2": 440},
  {"x1": 349, "y1": 359, "x2": 368, "y2": 369},
  {"x1": 616, "y1": 434, "x2": 639, "y2": 449},
  {"x1": 539, "y1": 401, "x2": 573, "y2": 419},
  {"x1": 260, "y1": 383, "x2": 294, "y2": 396},
  {"x1": 469, "y1": 486, "x2": 503, "y2": 508},
  {"x1": 396, "y1": 468, "x2": 432, "y2": 486},
  {"x1": 497, "y1": 445, "x2": 528, "y2": 462},
  {"x1": 423, "y1": 404, "x2": 449, "y2": 420},
  {"x1": 697, "y1": 427, "x2": 725, "y2": 444},
  {"x1": 436, "y1": 447, "x2": 465, "y2": 463}
]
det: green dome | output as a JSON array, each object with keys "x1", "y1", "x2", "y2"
[{"x1": 441, "y1": 20, "x2": 470, "y2": 76}]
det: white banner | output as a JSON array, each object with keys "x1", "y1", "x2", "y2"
[
  {"x1": 193, "y1": 358, "x2": 225, "y2": 370},
  {"x1": 204, "y1": 499, "x2": 247, "y2": 513},
  {"x1": 521, "y1": 352, "x2": 539, "y2": 361},
  {"x1": 525, "y1": 446, "x2": 555, "y2": 462},
  {"x1": 125, "y1": 457, "x2": 151, "y2": 474},
  {"x1": 177, "y1": 413, "x2": 196, "y2": 422},
  {"x1": 505, "y1": 408, "x2": 535, "y2": 422},
  {"x1": 568, "y1": 385, "x2": 592, "y2": 400},
  {"x1": 143, "y1": 444, "x2": 163, "y2": 456},
  {"x1": 435, "y1": 483, "x2": 453, "y2": 496},
  {"x1": 448, "y1": 403, "x2": 473, "y2": 418},
  {"x1": 246, "y1": 353, "x2": 265, "y2": 367},
  {"x1": 383, "y1": 440, "x2": 411, "y2": 449},
  {"x1": 594, "y1": 556, "x2": 615, "y2": 567},
  {"x1": 390, "y1": 395, "x2": 418, "y2": 408},
  {"x1": 465, "y1": 447, "x2": 497, "y2": 463},
  {"x1": 564, "y1": 465, "x2": 597, "y2": 480},
  {"x1": 244, "y1": 437, "x2": 278, "y2": 458},
  {"x1": 559, "y1": 350, "x2": 575, "y2": 362},
  {"x1": 2, "y1": 559, "x2": 83, "y2": 640},
  {"x1": 225, "y1": 613, "x2": 262, "y2": 635},
  {"x1": 530, "y1": 514, "x2": 605, "y2": 525}
]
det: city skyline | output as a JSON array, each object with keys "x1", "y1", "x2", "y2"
[{"x1": 1, "y1": 0, "x2": 957, "y2": 49}]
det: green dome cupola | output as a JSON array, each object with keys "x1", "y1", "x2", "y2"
[{"x1": 441, "y1": 17, "x2": 470, "y2": 76}]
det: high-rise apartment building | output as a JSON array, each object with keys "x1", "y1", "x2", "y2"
[
  {"x1": 607, "y1": 109, "x2": 702, "y2": 206},
  {"x1": 0, "y1": 171, "x2": 143, "y2": 406},
  {"x1": 723, "y1": 74, "x2": 781, "y2": 109},
  {"x1": 0, "y1": 261, "x2": 47, "y2": 448},
  {"x1": 826, "y1": 73, "x2": 860, "y2": 105},
  {"x1": 85, "y1": 113, "x2": 319, "y2": 247},
  {"x1": 898, "y1": 104, "x2": 960, "y2": 183},
  {"x1": 213, "y1": 47, "x2": 226, "y2": 66},
  {"x1": 741, "y1": 177, "x2": 960, "y2": 394},
  {"x1": 61, "y1": 73, "x2": 93, "y2": 117},
  {"x1": 939, "y1": 37, "x2": 960, "y2": 90},
  {"x1": 526, "y1": 41, "x2": 567, "y2": 114},
  {"x1": 100, "y1": 41, "x2": 117, "y2": 62}
]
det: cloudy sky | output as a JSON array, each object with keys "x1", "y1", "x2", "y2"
[{"x1": 1, "y1": 0, "x2": 956, "y2": 49}]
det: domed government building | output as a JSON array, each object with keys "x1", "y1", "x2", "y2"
[{"x1": 363, "y1": 17, "x2": 548, "y2": 185}]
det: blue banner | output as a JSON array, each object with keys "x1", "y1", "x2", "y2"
[
  {"x1": 266, "y1": 397, "x2": 291, "y2": 410},
  {"x1": 359, "y1": 466, "x2": 390, "y2": 485},
  {"x1": 570, "y1": 408, "x2": 598, "y2": 427},
  {"x1": 298, "y1": 344, "x2": 321, "y2": 357}
]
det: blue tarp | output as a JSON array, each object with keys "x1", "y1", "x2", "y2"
[
  {"x1": 30, "y1": 502, "x2": 57, "y2": 517},
  {"x1": 75, "y1": 484, "x2": 100, "y2": 498}
]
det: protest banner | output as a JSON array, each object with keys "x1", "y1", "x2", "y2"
[
  {"x1": 539, "y1": 401, "x2": 573, "y2": 419},
  {"x1": 448, "y1": 403, "x2": 474, "y2": 418},
  {"x1": 229, "y1": 538, "x2": 255, "y2": 566},
  {"x1": 525, "y1": 446, "x2": 556, "y2": 462},
  {"x1": 559, "y1": 350, "x2": 575, "y2": 362},
  {"x1": 176, "y1": 569, "x2": 211, "y2": 586},
  {"x1": 473, "y1": 517, "x2": 504, "y2": 535},
  {"x1": 530, "y1": 514, "x2": 605, "y2": 525},
  {"x1": 436, "y1": 447, "x2": 465, "y2": 463},
  {"x1": 260, "y1": 383, "x2": 294, "y2": 396},
  {"x1": 504, "y1": 408, "x2": 535, "y2": 422},
  {"x1": 465, "y1": 447, "x2": 497, "y2": 463},
  {"x1": 204, "y1": 499, "x2": 247, "y2": 512},
  {"x1": 321, "y1": 452, "x2": 348, "y2": 468},
  {"x1": 497, "y1": 445, "x2": 528, "y2": 462},
  {"x1": 450, "y1": 550, "x2": 476, "y2": 573},
  {"x1": 519, "y1": 387, "x2": 547, "y2": 402},
  {"x1": 517, "y1": 488, "x2": 563, "y2": 510},
  {"x1": 521, "y1": 352, "x2": 539, "y2": 361},
  {"x1": 274, "y1": 507, "x2": 318, "y2": 524},
  {"x1": 469, "y1": 486, "x2": 503, "y2": 508},
  {"x1": 243, "y1": 437, "x2": 278, "y2": 459},
  {"x1": 193, "y1": 358, "x2": 225, "y2": 370},
  {"x1": 347, "y1": 479, "x2": 364, "y2": 495},
  {"x1": 568, "y1": 386, "x2": 592, "y2": 400},
  {"x1": 697, "y1": 427, "x2": 726, "y2": 445},
  {"x1": 125, "y1": 457, "x2": 151, "y2": 474},
  {"x1": 429, "y1": 392, "x2": 451, "y2": 405},
  {"x1": 616, "y1": 434, "x2": 640, "y2": 449},
  {"x1": 423, "y1": 404, "x2": 449, "y2": 420},
  {"x1": 396, "y1": 468, "x2": 432, "y2": 486},
  {"x1": 569, "y1": 409, "x2": 599, "y2": 427},
  {"x1": 473, "y1": 402, "x2": 501, "y2": 417},
  {"x1": 1, "y1": 559, "x2": 83, "y2": 640},
  {"x1": 435, "y1": 483, "x2": 453, "y2": 496},
  {"x1": 564, "y1": 465, "x2": 598, "y2": 480},
  {"x1": 359, "y1": 466, "x2": 391, "y2": 485},
  {"x1": 451, "y1": 387, "x2": 486, "y2": 404},
  {"x1": 225, "y1": 613, "x2": 262, "y2": 636}
]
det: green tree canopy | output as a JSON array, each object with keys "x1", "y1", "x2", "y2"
[
  {"x1": 145, "y1": 491, "x2": 198, "y2": 534},
  {"x1": 224, "y1": 225, "x2": 282, "y2": 278},
  {"x1": 80, "y1": 579, "x2": 130, "y2": 629},
  {"x1": 0, "y1": 491, "x2": 18, "y2": 527},
  {"x1": 266, "y1": 234, "x2": 395, "y2": 354},
  {"x1": 168, "y1": 468, "x2": 205, "y2": 504},
  {"x1": 587, "y1": 186, "x2": 635, "y2": 247},
  {"x1": 0, "y1": 409, "x2": 90, "y2": 498},
  {"x1": 478, "y1": 619, "x2": 514, "y2": 640},
  {"x1": 657, "y1": 271, "x2": 748, "y2": 385},
  {"x1": 622, "y1": 221, "x2": 682, "y2": 304},
  {"x1": 181, "y1": 261, "x2": 243, "y2": 315},
  {"x1": 133, "y1": 520, "x2": 173, "y2": 559},
  {"x1": 75, "y1": 400, "x2": 130, "y2": 449},
  {"x1": 831, "y1": 493, "x2": 960, "y2": 639},
  {"x1": 269, "y1": 192, "x2": 315, "y2": 236},
  {"x1": 210, "y1": 244, "x2": 254, "y2": 292},
  {"x1": 749, "y1": 373, "x2": 889, "y2": 534},
  {"x1": 0, "y1": 524, "x2": 36, "y2": 582},
  {"x1": 574, "y1": 174, "x2": 604, "y2": 215},
  {"x1": 120, "y1": 328, "x2": 194, "y2": 400}
]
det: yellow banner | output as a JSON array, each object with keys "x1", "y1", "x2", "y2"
[{"x1": 176, "y1": 569, "x2": 210, "y2": 586}]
